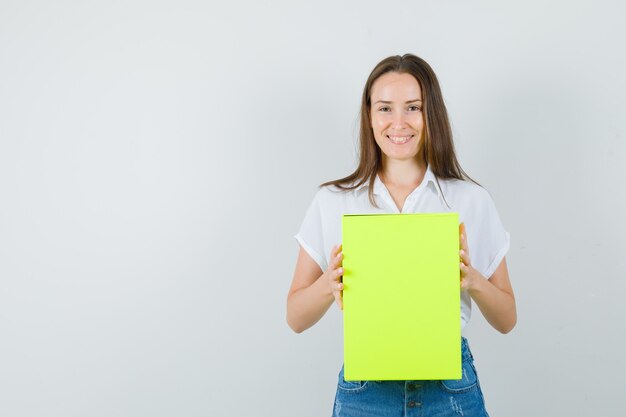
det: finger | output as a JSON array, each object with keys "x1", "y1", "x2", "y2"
[
  {"x1": 329, "y1": 267, "x2": 343, "y2": 288},
  {"x1": 332, "y1": 283, "x2": 344, "y2": 309},
  {"x1": 459, "y1": 223, "x2": 465, "y2": 243},
  {"x1": 459, "y1": 261, "x2": 468, "y2": 277},
  {"x1": 329, "y1": 245, "x2": 344, "y2": 310},
  {"x1": 335, "y1": 244, "x2": 344, "y2": 267},
  {"x1": 462, "y1": 237, "x2": 468, "y2": 256},
  {"x1": 333, "y1": 292, "x2": 343, "y2": 310},
  {"x1": 338, "y1": 280, "x2": 343, "y2": 310},
  {"x1": 332, "y1": 290, "x2": 341, "y2": 307},
  {"x1": 459, "y1": 249, "x2": 470, "y2": 266},
  {"x1": 335, "y1": 268, "x2": 344, "y2": 310},
  {"x1": 328, "y1": 250, "x2": 343, "y2": 271},
  {"x1": 459, "y1": 267, "x2": 470, "y2": 290},
  {"x1": 459, "y1": 225, "x2": 469, "y2": 256}
]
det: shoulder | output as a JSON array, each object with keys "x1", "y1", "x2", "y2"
[
  {"x1": 312, "y1": 184, "x2": 355, "y2": 205},
  {"x1": 438, "y1": 178, "x2": 498, "y2": 212},
  {"x1": 315, "y1": 185, "x2": 354, "y2": 201}
]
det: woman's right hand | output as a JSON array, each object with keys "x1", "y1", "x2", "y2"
[{"x1": 325, "y1": 244, "x2": 344, "y2": 310}]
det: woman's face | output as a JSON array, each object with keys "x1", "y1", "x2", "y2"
[{"x1": 370, "y1": 72, "x2": 425, "y2": 163}]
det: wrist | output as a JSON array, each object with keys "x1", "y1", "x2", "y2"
[
  {"x1": 316, "y1": 271, "x2": 333, "y2": 298},
  {"x1": 466, "y1": 269, "x2": 487, "y2": 296}
]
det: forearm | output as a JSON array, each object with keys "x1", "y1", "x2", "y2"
[
  {"x1": 287, "y1": 274, "x2": 335, "y2": 333},
  {"x1": 468, "y1": 275, "x2": 517, "y2": 334}
]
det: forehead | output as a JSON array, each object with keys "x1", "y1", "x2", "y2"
[{"x1": 370, "y1": 72, "x2": 422, "y2": 101}]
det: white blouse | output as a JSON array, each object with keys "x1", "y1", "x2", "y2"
[{"x1": 294, "y1": 165, "x2": 510, "y2": 330}]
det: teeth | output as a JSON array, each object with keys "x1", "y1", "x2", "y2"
[{"x1": 387, "y1": 135, "x2": 412, "y2": 144}]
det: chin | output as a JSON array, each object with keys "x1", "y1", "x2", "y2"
[{"x1": 382, "y1": 149, "x2": 420, "y2": 161}]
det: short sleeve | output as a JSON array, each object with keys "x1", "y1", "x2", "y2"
[
  {"x1": 294, "y1": 189, "x2": 327, "y2": 272},
  {"x1": 468, "y1": 189, "x2": 510, "y2": 279}
]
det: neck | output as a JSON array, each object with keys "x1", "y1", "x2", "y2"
[{"x1": 380, "y1": 157, "x2": 427, "y2": 188}]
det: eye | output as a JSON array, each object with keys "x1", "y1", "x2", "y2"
[
  {"x1": 408, "y1": 105, "x2": 422, "y2": 112},
  {"x1": 378, "y1": 106, "x2": 391, "y2": 112}
]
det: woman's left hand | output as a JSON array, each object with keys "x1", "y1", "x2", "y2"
[{"x1": 459, "y1": 223, "x2": 482, "y2": 292}]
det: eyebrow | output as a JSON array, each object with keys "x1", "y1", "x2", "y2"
[{"x1": 374, "y1": 99, "x2": 422, "y2": 104}]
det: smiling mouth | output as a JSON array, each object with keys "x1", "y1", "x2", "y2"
[{"x1": 387, "y1": 135, "x2": 413, "y2": 145}]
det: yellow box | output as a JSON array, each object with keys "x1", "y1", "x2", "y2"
[{"x1": 342, "y1": 213, "x2": 461, "y2": 380}]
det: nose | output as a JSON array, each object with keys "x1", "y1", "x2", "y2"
[{"x1": 392, "y1": 109, "x2": 407, "y2": 129}]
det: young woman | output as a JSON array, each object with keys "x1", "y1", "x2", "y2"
[{"x1": 287, "y1": 53, "x2": 516, "y2": 416}]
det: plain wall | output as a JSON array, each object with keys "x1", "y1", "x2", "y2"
[{"x1": 1, "y1": 0, "x2": 625, "y2": 416}]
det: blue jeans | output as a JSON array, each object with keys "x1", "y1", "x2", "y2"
[{"x1": 332, "y1": 337, "x2": 489, "y2": 417}]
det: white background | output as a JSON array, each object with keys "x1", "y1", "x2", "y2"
[{"x1": 1, "y1": 1, "x2": 625, "y2": 416}]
